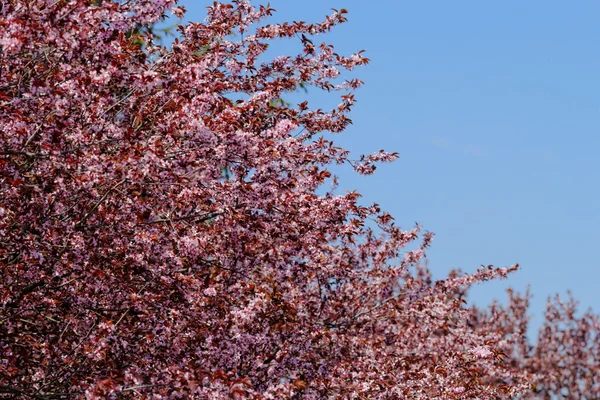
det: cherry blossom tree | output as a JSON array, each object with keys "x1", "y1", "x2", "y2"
[
  {"x1": 2, "y1": 0, "x2": 589, "y2": 398},
  {"x1": 468, "y1": 288, "x2": 600, "y2": 399}
]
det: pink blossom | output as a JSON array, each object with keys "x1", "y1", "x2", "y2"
[{"x1": 472, "y1": 345, "x2": 493, "y2": 359}]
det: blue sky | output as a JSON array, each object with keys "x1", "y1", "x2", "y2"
[{"x1": 174, "y1": 1, "x2": 600, "y2": 334}]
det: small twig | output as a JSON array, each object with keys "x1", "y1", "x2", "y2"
[
  {"x1": 54, "y1": 4, "x2": 79, "y2": 23},
  {"x1": 69, "y1": 321, "x2": 97, "y2": 355},
  {"x1": 96, "y1": 89, "x2": 135, "y2": 119},
  {"x1": 141, "y1": 211, "x2": 220, "y2": 225},
  {"x1": 53, "y1": 277, "x2": 79, "y2": 289},
  {"x1": 323, "y1": 288, "x2": 429, "y2": 329},
  {"x1": 76, "y1": 179, "x2": 127, "y2": 226},
  {"x1": 58, "y1": 320, "x2": 71, "y2": 342},
  {"x1": 43, "y1": 315, "x2": 60, "y2": 323},
  {"x1": 0, "y1": 150, "x2": 49, "y2": 158},
  {"x1": 6, "y1": 280, "x2": 46, "y2": 308},
  {"x1": 57, "y1": 201, "x2": 83, "y2": 222},
  {"x1": 0, "y1": 385, "x2": 47, "y2": 400},
  {"x1": 113, "y1": 283, "x2": 149, "y2": 328},
  {"x1": 122, "y1": 384, "x2": 167, "y2": 392},
  {"x1": 19, "y1": 318, "x2": 39, "y2": 327},
  {"x1": 114, "y1": 308, "x2": 130, "y2": 327}
]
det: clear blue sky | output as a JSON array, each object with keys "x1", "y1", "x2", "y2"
[{"x1": 174, "y1": 1, "x2": 600, "y2": 334}]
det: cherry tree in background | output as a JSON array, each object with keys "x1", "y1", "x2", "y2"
[
  {"x1": 467, "y1": 288, "x2": 600, "y2": 399},
  {"x1": 2, "y1": 0, "x2": 584, "y2": 398}
]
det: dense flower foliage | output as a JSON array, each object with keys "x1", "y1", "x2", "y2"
[
  {"x1": 468, "y1": 289, "x2": 600, "y2": 399},
  {"x1": 1, "y1": 1, "x2": 597, "y2": 399}
]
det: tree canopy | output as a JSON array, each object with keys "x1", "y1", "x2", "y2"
[{"x1": 1, "y1": 1, "x2": 599, "y2": 398}]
